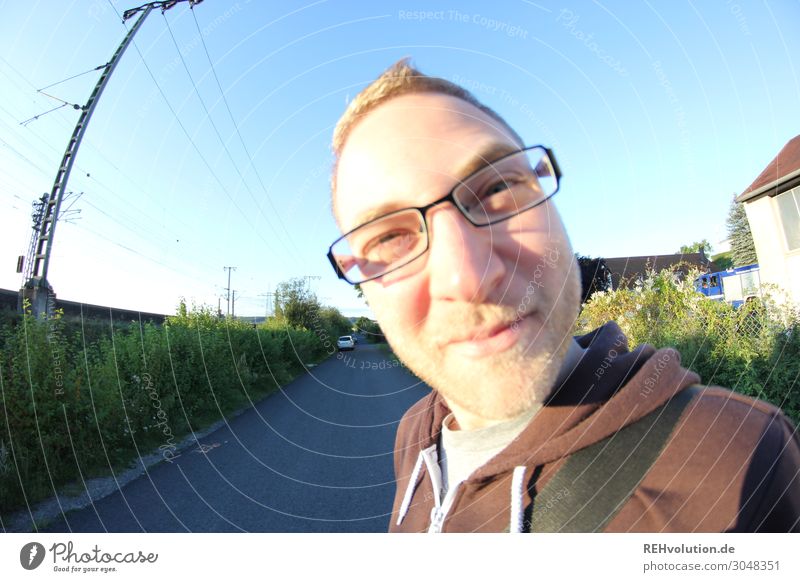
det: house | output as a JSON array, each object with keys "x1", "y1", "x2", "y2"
[
  {"x1": 736, "y1": 135, "x2": 800, "y2": 306},
  {"x1": 604, "y1": 252, "x2": 716, "y2": 290}
]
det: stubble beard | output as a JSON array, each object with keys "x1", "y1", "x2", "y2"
[{"x1": 385, "y1": 269, "x2": 581, "y2": 422}]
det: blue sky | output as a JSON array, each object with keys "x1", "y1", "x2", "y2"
[{"x1": 1, "y1": 0, "x2": 798, "y2": 318}]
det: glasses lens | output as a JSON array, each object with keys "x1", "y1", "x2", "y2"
[
  {"x1": 455, "y1": 147, "x2": 558, "y2": 225},
  {"x1": 331, "y1": 209, "x2": 427, "y2": 283}
]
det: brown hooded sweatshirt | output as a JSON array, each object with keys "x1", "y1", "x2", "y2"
[{"x1": 389, "y1": 322, "x2": 800, "y2": 532}]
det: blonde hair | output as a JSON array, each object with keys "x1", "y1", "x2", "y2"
[{"x1": 331, "y1": 58, "x2": 523, "y2": 194}]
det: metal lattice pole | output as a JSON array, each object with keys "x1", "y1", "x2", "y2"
[{"x1": 21, "y1": 0, "x2": 201, "y2": 317}]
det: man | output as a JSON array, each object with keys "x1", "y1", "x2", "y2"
[{"x1": 326, "y1": 59, "x2": 800, "y2": 532}]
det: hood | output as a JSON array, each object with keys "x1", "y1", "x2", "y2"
[{"x1": 407, "y1": 321, "x2": 700, "y2": 479}]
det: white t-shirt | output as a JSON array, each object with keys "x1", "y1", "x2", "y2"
[{"x1": 439, "y1": 404, "x2": 540, "y2": 495}]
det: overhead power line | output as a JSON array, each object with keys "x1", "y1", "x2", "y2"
[
  {"x1": 189, "y1": 6, "x2": 300, "y2": 262},
  {"x1": 2, "y1": 101, "x2": 208, "y2": 257},
  {"x1": 162, "y1": 11, "x2": 299, "y2": 263},
  {"x1": 18, "y1": 64, "x2": 108, "y2": 126},
  {"x1": 36, "y1": 63, "x2": 109, "y2": 92},
  {"x1": 19, "y1": 103, "x2": 75, "y2": 127},
  {"x1": 113, "y1": 12, "x2": 285, "y2": 261}
]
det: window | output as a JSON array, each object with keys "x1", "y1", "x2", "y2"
[
  {"x1": 775, "y1": 186, "x2": 800, "y2": 251},
  {"x1": 740, "y1": 270, "x2": 760, "y2": 296}
]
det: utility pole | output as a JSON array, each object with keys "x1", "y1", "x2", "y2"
[
  {"x1": 223, "y1": 266, "x2": 236, "y2": 317},
  {"x1": 231, "y1": 290, "x2": 237, "y2": 319},
  {"x1": 18, "y1": 192, "x2": 83, "y2": 287},
  {"x1": 17, "y1": 194, "x2": 48, "y2": 282},
  {"x1": 258, "y1": 291, "x2": 274, "y2": 318},
  {"x1": 19, "y1": 0, "x2": 202, "y2": 318},
  {"x1": 302, "y1": 275, "x2": 321, "y2": 298}
]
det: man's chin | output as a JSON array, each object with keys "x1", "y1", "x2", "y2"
[
  {"x1": 388, "y1": 318, "x2": 567, "y2": 420},
  {"x1": 431, "y1": 350, "x2": 559, "y2": 420},
  {"x1": 437, "y1": 380, "x2": 540, "y2": 424}
]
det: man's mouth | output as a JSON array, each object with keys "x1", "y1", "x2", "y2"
[{"x1": 443, "y1": 313, "x2": 531, "y2": 359}]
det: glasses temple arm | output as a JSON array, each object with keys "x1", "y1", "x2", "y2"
[
  {"x1": 545, "y1": 147, "x2": 562, "y2": 182},
  {"x1": 327, "y1": 249, "x2": 347, "y2": 281}
]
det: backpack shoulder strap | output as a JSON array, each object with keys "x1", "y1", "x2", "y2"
[{"x1": 529, "y1": 385, "x2": 701, "y2": 532}]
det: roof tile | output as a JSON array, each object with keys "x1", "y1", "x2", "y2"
[{"x1": 742, "y1": 134, "x2": 800, "y2": 195}]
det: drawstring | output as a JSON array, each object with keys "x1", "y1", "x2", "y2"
[
  {"x1": 509, "y1": 466, "x2": 527, "y2": 533},
  {"x1": 396, "y1": 450, "x2": 425, "y2": 526},
  {"x1": 397, "y1": 453, "x2": 529, "y2": 532}
]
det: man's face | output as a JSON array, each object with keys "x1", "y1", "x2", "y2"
[{"x1": 334, "y1": 93, "x2": 581, "y2": 424}]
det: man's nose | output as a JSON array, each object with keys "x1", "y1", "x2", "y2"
[{"x1": 425, "y1": 205, "x2": 505, "y2": 303}]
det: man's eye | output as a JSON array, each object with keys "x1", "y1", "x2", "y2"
[
  {"x1": 363, "y1": 230, "x2": 420, "y2": 263},
  {"x1": 476, "y1": 177, "x2": 522, "y2": 209},
  {"x1": 484, "y1": 181, "x2": 511, "y2": 197}
]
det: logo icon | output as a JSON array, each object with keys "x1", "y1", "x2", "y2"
[{"x1": 20, "y1": 542, "x2": 46, "y2": 570}]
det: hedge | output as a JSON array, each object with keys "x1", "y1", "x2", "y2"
[
  {"x1": 577, "y1": 269, "x2": 800, "y2": 425},
  {"x1": 0, "y1": 304, "x2": 334, "y2": 516}
]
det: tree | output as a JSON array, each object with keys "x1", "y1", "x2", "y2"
[
  {"x1": 319, "y1": 306, "x2": 351, "y2": 339},
  {"x1": 353, "y1": 316, "x2": 385, "y2": 342},
  {"x1": 711, "y1": 252, "x2": 734, "y2": 270},
  {"x1": 726, "y1": 195, "x2": 758, "y2": 267},
  {"x1": 677, "y1": 240, "x2": 713, "y2": 255},
  {"x1": 273, "y1": 278, "x2": 320, "y2": 330},
  {"x1": 576, "y1": 255, "x2": 612, "y2": 303},
  {"x1": 353, "y1": 283, "x2": 367, "y2": 305}
]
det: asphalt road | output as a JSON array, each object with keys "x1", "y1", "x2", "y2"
[{"x1": 41, "y1": 343, "x2": 430, "y2": 532}]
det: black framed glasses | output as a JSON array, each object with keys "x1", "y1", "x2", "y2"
[{"x1": 327, "y1": 145, "x2": 561, "y2": 285}]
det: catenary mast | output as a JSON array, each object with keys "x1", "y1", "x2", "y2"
[{"x1": 20, "y1": 0, "x2": 202, "y2": 317}]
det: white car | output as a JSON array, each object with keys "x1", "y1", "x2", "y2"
[{"x1": 337, "y1": 335, "x2": 355, "y2": 351}]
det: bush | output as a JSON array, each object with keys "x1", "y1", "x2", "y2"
[
  {"x1": 577, "y1": 269, "x2": 800, "y2": 424},
  {"x1": 353, "y1": 316, "x2": 385, "y2": 343},
  {"x1": 0, "y1": 303, "x2": 333, "y2": 516}
]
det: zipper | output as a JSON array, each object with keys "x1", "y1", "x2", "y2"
[
  {"x1": 429, "y1": 506, "x2": 446, "y2": 533},
  {"x1": 427, "y1": 481, "x2": 462, "y2": 533}
]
